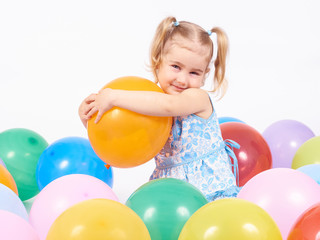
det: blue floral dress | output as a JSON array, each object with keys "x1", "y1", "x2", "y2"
[{"x1": 150, "y1": 96, "x2": 240, "y2": 201}]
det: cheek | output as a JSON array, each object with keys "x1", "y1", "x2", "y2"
[
  {"x1": 158, "y1": 81, "x2": 166, "y2": 90},
  {"x1": 190, "y1": 78, "x2": 204, "y2": 88},
  {"x1": 157, "y1": 67, "x2": 166, "y2": 80},
  {"x1": 158, "y1": 70, "x2": 173, "y2": 84}
]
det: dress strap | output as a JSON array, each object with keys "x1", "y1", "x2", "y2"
[{"x1": 224, "y1": 139, "x2": 240, "y2": 186}]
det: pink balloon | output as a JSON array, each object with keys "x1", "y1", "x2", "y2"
[
  {"x1": 29, "y1": 174, "x2": 118, "y2": 240},
  {"x1": 237, "y1": 168, "x2": 320, "y2": 239},
  {"x1": 0, "y1": 210, "x2": 39, "y2": 240}
]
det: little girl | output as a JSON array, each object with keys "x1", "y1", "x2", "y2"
[{"x1": 79, "y1": 16, "x2": 240, "y2": 201}]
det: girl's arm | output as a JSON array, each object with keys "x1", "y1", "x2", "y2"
[{"x1": 87, "y1": 87, "x2": 212, "y2": 123}]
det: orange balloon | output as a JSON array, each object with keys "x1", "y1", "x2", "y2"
[
  {"x1": 88, "y1": 76, "x2": 172, "y2": 168},
  {"x1": 0, "y1": 165, "x2": 18, "y2": 195}
]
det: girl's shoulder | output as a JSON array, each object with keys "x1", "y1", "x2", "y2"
[
  {"x1": 185, "y1": 89, "x2": 213, "y2": 119},
  {"x1": 182, "y1": 88, "x2": 209, "y2": 99}
]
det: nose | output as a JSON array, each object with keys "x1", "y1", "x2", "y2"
[{"x1": 175, "y1": 73, "x2": 188, "y2": 87}]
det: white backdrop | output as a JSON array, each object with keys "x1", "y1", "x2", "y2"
[{"x1": 1, "y1": 0, "x2": 319, "y2": 203}]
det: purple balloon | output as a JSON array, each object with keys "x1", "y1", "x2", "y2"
[
  {"x1": 262, "y1": 119, "x2": 315, "y2": 168},
  {"x1": 0, "y1": 158, "x2": 5, "y2": 168}
]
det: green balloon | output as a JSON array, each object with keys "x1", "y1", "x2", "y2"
[
  {"x1": 0, "y1": 128, "x2": 48, "y2": 201},
  {"x1": 126, "y1": 178, "x2": 208, "y2": 240},
  {"x1": 292, "y1": 136, "x2": 320, "y2": 169}
]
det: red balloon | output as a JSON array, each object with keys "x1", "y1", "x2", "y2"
[
  {"x1": 220, "y1": 122, "x2": 272, "y2": 186},
  {"x1": 288, "y1": 203, "x2": 320, "y2": 240}
]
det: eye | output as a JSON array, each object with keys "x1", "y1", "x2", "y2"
[
  {"x1": 190, "y1": 71, "x2": 200, "y2": 76},
  {"x1": 171, "y1": 64, "x2": 180, "y2": 70}
]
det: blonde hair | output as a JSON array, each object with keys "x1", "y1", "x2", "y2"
[{"x1": 150, "y1": 16, "x2": 229, "y2": 98}]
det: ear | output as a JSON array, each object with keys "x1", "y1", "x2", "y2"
[
  {"x1": 201, "y1": 76, "x2": 206, "y2": 86},
  {"x1": 201, "y1": 68, "x2": 211, "y2": 86},
  {"x1": 204, "y1": 67, "x2": 211, "y2": 79},
  {"x1": 154, "y1": 68, "x2": 159, "y2": 83}
]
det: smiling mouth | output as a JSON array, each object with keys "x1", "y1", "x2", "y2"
[{"x1": 172, "y1": 85, "x2": 186, "y2": 91}]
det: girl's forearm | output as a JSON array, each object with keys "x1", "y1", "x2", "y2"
[
  {"x1": 110, "y1": 89, "x2": 175, "y2": 116},
  {"x1": 109, "y1": 88, "x2": 208, "y2": 117}
]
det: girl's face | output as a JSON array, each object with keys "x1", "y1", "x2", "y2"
[{"x1": 157, "y1": 38, "x2": 210, "y2": 95}]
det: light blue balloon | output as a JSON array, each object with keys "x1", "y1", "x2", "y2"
[
  {"x1": 0, "y1": 183, "x2": 28, "y2": 221},
  {"x1": 218, "y1": 116, "x2": 245, "y2": 125},
  {"x1": 36, "y1": 136, "x2": 113, "y2": 190},
  {"x1": 297, "y1": 164, "x2": 320, "y2": 185}
]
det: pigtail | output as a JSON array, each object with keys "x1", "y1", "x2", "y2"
[
  {"x1": 210, "y1": 27, "x2": 229, "y2": 97},
  {"x1": 150, "y1": 16, "x2": 177, "y2": 83}
]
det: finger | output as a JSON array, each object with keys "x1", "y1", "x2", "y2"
[
  {"x1": 95, "y1": 112, "x2": 103, "y2": 124},
  {"x1": 80, "y1": 103, "x2": 92, "y2": 116},
  {"x1": 83, "y1": 102, "x2": 96, "y2": 115},
  {"x1": 81, "y1": 118, "x2": 88, "y2": 128},
  {"x1": 84, "y1": 104, "x2": 94, "y2": 115},
  {"x1": 85, "y1": 93, "x2": 97, "y2": 103},
  {"x1": 88, "y1": 101, "x2": 96, "y2": 109},
  {"x1": 87, "y1": 107, "x2": 98, "y2": 119},
  {"x1": 98, "y1": 88, "x2": 106, "y2": 94},
  {"x1": 98, "y1": 88, "x2": 111, "y2": 94}
]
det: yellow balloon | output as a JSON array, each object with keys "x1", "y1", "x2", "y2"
[
  {"x1": 46, "y1": 199, "x2": 151, "y2": 240},
  {"x1": 291, "y1": 136, "x2": 320, "y2": 169},
  {"x1": 178, "y1": 198, "x2": 282, "y2": 240},
  {"x1": 87, "y1": 76, "x2": 172, "y2": 168}
]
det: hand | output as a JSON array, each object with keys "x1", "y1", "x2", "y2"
[
  {"x1": 78, "y1": 93, "x2": 97, "y2": 128},
  {"x1": 86, "y1": 88, "x2": 114, "y2": 124}
]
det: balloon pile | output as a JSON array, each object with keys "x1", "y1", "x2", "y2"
[{"x1": 0, "y1": 76, "x2": 320, "y2": 239}]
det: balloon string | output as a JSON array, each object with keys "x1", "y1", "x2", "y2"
[{"x1": 224, "y1": 139, "x2": 240, "y2": 186}]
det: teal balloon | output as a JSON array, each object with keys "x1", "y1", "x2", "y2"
[
  {"x1": 0, "y1": 128, "x2": 48, "y2": 201},
  {"x1": 126, "y1": 178, "x2": 208, "y2": 240}
]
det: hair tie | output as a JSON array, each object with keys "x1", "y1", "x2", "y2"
[
  {"x1": 173, "y1": 21, "x2": 179, "y2": 27},
  {"x1": 207, "y1": 30, "x2": 212, "y2": 36}
]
